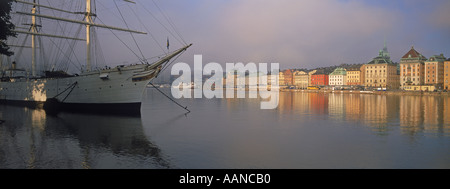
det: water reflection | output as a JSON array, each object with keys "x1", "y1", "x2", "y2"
[
  {"x1": 0, "y1": 105, "x2": 169, "y2": 169},
  {"x1": 399, "y1": 96, "x2": 449, "y2": 136},
  {"x1": 274, "y1": 92, "x2": 450, "y2": 136},
  {"x1": 1, "y1": 88, "x2": 449, "y2": 169}
]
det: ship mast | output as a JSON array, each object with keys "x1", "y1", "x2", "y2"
[
  {"x1": 14, "y1": 0, "x2": 148, "y2": 74},
  {"x1": 86, "y1": 0, "x2": 92, "y2": 72},
  {"x1": 31, "y1": 0, "x2": 37, "y2": 76}
]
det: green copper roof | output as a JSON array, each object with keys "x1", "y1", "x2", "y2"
[
  {"x1": 367, "y1": 42, "x2": 394, "y2": 65},
  {"x1": 329, "y1": 67, "x2": 347, "y2": 75},
  {"x1": 425, "y1": 54, "x2": 446, "y2": 62}
]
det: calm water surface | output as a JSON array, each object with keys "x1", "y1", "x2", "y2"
[{"x1": 0, "y1": 88, "x2": 449, "y2": 168}]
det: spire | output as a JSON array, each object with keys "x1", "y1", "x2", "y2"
[{"x1": 380, "y1": 39, "x2": 389, "y2": 58}]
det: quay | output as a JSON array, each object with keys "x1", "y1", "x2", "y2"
[{"x1": 279, "y1": 89, "x2": 450, "y2": 97}]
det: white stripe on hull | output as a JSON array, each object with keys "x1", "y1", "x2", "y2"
[{"x1": 0, "y1": 64, "x2": 154, "y2": 104}]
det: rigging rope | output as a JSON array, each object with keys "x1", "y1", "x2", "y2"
[
  {"x1": 151, "y1": 0, "x2": 187, "y2": 46},
  {"x1": 138, "y1": 0, "x2": 185, "y2": 47},
  {"x1": 113, "y1": 0, "x2": 146, "y2": 63},
  {"x1": 96, "y1": 17, "x2": 145, "y2": 63},
  {"x1": 127, "y1": 4, "x2": 166, "y2": 53}
]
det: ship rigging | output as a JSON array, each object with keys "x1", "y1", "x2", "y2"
[{"x1": 0, "y1": 0, "x2": 192, "y2": 114}]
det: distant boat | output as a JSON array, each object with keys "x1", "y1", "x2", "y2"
[
  {"x1": 172, "y1": 82, "x2": 192, "y2": 89},
  {"x1": 1, "y1": 0, "x2": 192, "y2": 114}
]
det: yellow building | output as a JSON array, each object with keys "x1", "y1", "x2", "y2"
[
  {"x1": 293, "y1": 70, "x2": 309, "y2": 89},
  {"x1": 279, "y1": 71, "x2": 285, "y2": 86},
  {"x1": 403, "y1": 85, "x2": 436, "y2": 92},
  {"x1": 365, "y1": 43, "x2": 400, "y2": 89},
  {"x1": 443, "y1": 58, "x2": 450, "y2": 90},
  {"x1": 293, "y1": 70, "x2": 317, "y2": 89},
  {"x1": 346, "y1": 66, "x2": 363, "y2": 86},
  {"x1": 360, "y1": 65, "x2": 366, "y2": 86}
]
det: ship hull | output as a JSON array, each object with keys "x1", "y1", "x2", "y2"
[{"x1": 0, "y1": 64, "x2": 157, "y2": 114}]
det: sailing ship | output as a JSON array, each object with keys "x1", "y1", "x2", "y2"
[{"x1": 0, "y1": 0, "x2": 191, "y2": 114}]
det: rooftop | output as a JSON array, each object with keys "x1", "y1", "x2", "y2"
[
  {"x1": 367, "y1": 42, "x2": 394, "y2": 65},
  {"x1": 401, "y1": 46, "x2": 427, "y2": 60},
  {"x1": 329, "y1": 67, "x2": 347, "y2": 75},
  {"x1": 426, "y1": 54, "x2": 446, "y2": 62}
]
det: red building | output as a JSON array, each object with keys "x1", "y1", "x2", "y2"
[
  {"x1": 311, "y1": 73, "x2": 329, "y2": 86},
  {"x1": 282, "y1": 69, "x2": 294, "y2": 86}
]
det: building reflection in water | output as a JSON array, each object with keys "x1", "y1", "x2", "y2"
[
  {"x1": 309, "y1": 92, "x2": 328, "y2": 115},
  {"x1": 0, "y1": 105, "x2": 169, "y2": 169},
  {"x1": 400, "y1": 96, "x2": 424, "y2": 134},
  {"x1": 400, "y1": 95, "x2": 449, "y2": 136},
  {"x1": 328, "y1": 93, "x2": 345, "y2": 120},
  {"x1": 273, "y1": 92, "x2": 449, "y2": 136}
]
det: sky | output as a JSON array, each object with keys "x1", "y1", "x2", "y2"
[
  {"x1": 142, "y1": 0, "x2": 450, "y2": 70},
  {"x1": 7, "y1": 0, "x2": 450, "y2": 72}
]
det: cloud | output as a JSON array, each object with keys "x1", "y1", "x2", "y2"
[{"x1": 186, "y1": 0, "x2": 400, "y2": 69}]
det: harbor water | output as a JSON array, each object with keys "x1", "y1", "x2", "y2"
[{"x1": 0, "y1": 88, "x2": 449, "y2": 168}]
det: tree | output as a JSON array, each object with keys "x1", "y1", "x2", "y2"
[{"x1": 0, "y1": 0, "x2": 16, "y2": 56}]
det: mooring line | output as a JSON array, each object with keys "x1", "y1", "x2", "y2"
[{"x1": 148, "y1": 82, "x2": 190, "y2": 113}]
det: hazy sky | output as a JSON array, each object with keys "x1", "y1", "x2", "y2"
[
  {"x1": 142, "y1": 0, "x2": 450, "y2": 70},
  {"x1": 10, "y1": 0, "x2": 450, "y2": 71}
]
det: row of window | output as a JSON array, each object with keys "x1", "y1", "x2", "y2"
[
  {"x1": 367, "y1": 70, "x2": 387, "y2": 73},
  {"x1": 367, "y1": 66, "x2": 387, "y2": 69},
  {"x1": 367, "y1": 79, "x2": 386, "y2": 83},
  {"x1": 403, "y1": 69, "x2": 420, "y2": 72}
]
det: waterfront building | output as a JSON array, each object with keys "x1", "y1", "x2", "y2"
[
  {"x1": 282, "y1": 69, "x2": 293, "y2": 86},
  {"x1": 403, "y1": 85, "x2": 436, "y2": 92},
  {"x1": 424, "y1": 54, "x2": 446, "y2": 89},
  {"x1": 360, "y1": 64, "x2": 366, "y2": 86},
  {"x1": 292, "y1": 69, "x2": 318, "y2": 89},
  {"x1": 293, "y1": 70, "x2": 309, "y2": 89},
  {"x1": 308, "y1": 70, "x2": 317, "y2": 86},
  {"x1": 365, "y1": 43, "x2": 400, "y2": 89},
  {"x1": 445, "y1": 58, "x2": 450, "y2": 90},
  {"x1": 236, "y1": 72, "x2": 265, "y2": 89},
  {"x1": 224, "y1": 70, "x2": 239, "y2": 88},
  {"x1": 329, "y1": 67, "x2": 347, "y2": 86},
  {"x1": 279, "y1": 71, "x2": 285, "y2": 86},
  {"x1": 311, "y1": 70, "x2": 329, "y2": 86},
  {"x1": 346, "y1": 65, "x2": 364, "y2": 86},
  {"x1": 399, "y1": 46, "x2": 427, "y2": 89},
  {"x1": 267, "y1": 71, "x2": 279, "y2": 87}
]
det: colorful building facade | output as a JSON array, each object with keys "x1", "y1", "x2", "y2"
[
  {"x1": 293, "y1": 70, "x2": 309, "y2": 89},
  {"x1": 311, "y1": 71, "x2": 329, "y2": 86},
  {"x1": 346, "y1": 66, "x2": 364, "y2": 86},
  {"x1": 445, "y1": 59, "x2": 450, "y2": 90},
  {"x1": 365, "y1": 43, "x2": 400, "y2": 89},
  {"x1": 282, "y1": 69, "x2": 293, "y2": 86},
  {"x1": 399, "y1": 46, "x2": 427, "y2": 89},
  {"x1": 424, "y1": 54, "x2": 446, "y2": 89},
  {"x1": 329, "y1": 67, "x2": 347, "y2": 86}
]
